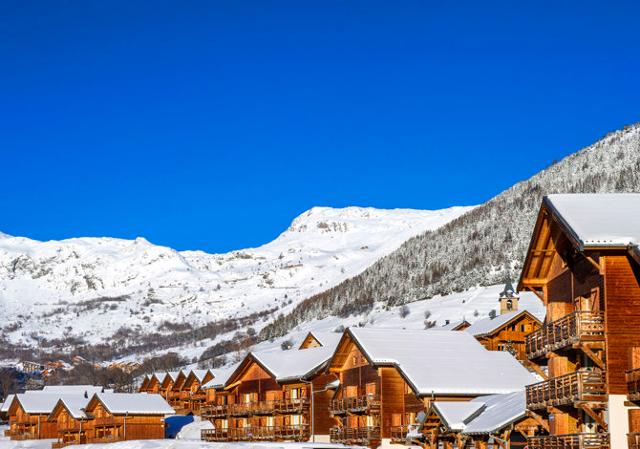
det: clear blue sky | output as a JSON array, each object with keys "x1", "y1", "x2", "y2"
[{"x1": 1, "y1": 1, "x2": 638, "y2": 252}]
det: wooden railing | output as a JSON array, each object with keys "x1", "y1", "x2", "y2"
[
  {"x1": 526, "y1": 311, "x2": 605, "y2": 360},
  {"x1": 58, "y1": 424, "x2": 82, "y2": 433},
  {"x1": 201, "y1": 404, "x2": 228, "y2": 418},
  {"x1": 330, "y1": 426, "x2": 381, "y2": 445},
  {"x1": 201, "y1": 425, "x2": 309, "y2": 442},
  {"x1": 93, "y1": 417, "x2": 117, "y2": 427},
  {"x1": 86, "y1": 435, "x2": 121, "y2": 444},
  {"x1": 628, "y1": 433, "x2": 640, "y2": 449},
  {"x1": 228, "y1": 403, "x2": 253, "y2": 416},
  {"x1": 391, "y1": 425, "x2": 410, "y2": 443},
  {"x1": 329, "y1": 394, "x2": 380, "y2": 415},
  {"x1": 11, "y1": 433, "x2": 39, "y2": 441},
  {"x1": 526, "y1": 369, "x2": 607, "y2": 410},
  {"x1": 528, "y1": 433, "x2": 609, "y2": 449},
  {"x1": 627, "y1": 369, "x2": 640, "y2": 402},
  {"x1": 201, "y1": 398, "x2": 309, "y2": 418}
]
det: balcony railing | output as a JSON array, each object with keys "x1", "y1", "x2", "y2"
[
  {"x1": 86, "y1": 436, "x2": 121, "y2": 444},
  {"x1": 202, "y1": 428, "x2": 229, "y2": 442},
  {"x1": 391, "y1": 425, "x2": 410, "y2": 443},
  {"x1": 93, "y1": 417, "x2": 118, "y2": 427},
  {"x1": 627, "y1": 369, "x2": 640, "y2": 402},
  {"x1": 58, "y1": 424, "x2": 82, "y2": 433},
  {"x1": 229, "y1": 403, "x2": 253, "y2": 417},
  {"x1": 201, "y1": 404, "x2": 228, "y2": 418},
  {"x1": 330, "y1": 394, "x2": 380, "y2": 415},
  {"x1": 201, "y1": 425, "x2": 309, "y2": 442},
  {"x1": 330, "y1": 426, "x2": 381, "y2": 445},
  {"x1": 526, "y1": 311, "x2": 605, "y2": 360},
  {"x1": 11, "y1": 433, "x2": 39, "y2": 441},
  {"x1": 528, "y1": 433, "x2": 609, "y2": 449},
  {"x1": 276, "y1": 398, "x2": 309, "y2": 414},
  {"x1": 526, "y1": 369, "x2": 607, "y2": 410},
  {"x1": 629, "y1": 433, "x2": 640, "y2": 449}
]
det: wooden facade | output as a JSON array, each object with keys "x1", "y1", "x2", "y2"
[
  {"x1": 6, "y1": 399, "x2": 58, "y2": 440},
  {"x1": 48, "y1": 401, "x2": 89, "y2": 449},
  {"x1": 519, "y1": 196, "x2": 640, "y2": 449},
  {"x1": 201, "y1": 354, "x2": 335, "y2": 443},
  {"x1": 471, "y1": 310, "x2": 542, "y2": 363}
]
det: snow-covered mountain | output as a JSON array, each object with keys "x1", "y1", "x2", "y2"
[{"x1": 0, "y1": 205, "x2": 472, "y2": 358}]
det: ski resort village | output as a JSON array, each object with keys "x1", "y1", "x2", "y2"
[{"x1": 3, "y1": 187, "x2": 640, "y2": 449}]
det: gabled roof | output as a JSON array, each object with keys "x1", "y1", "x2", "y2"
[
  {"x1": 465, "y1": 309, "x2": 541, "y2": 338},
  {"x1": 229, "y1": 346, "x2": 334, "y2": 385},
  {"x1": 1, "y1": 394, "x2": 16, "y2": 413},
  {"x1": 332, "y1": 328, "x2": 536, "y2": 396},
  {"x1": 432, "y1": 390, "x2": 526, "y2": 435},
  {"x1": 183, "y1": 369, "x2": 214, "y2": 388},
  {"x1": 545, "y1": 193, "x2": 640, "y2": 251},
  {"x1": 48, "y1": 396, "x2": 91, "y2": 420},
  {"x1": 9, "y1": 393, "x2": 86, "y2": 415},
  {"x1": 202, "y1": 364, "x2": 240, "y2": 390},
  {"x1": 87, "y1": 393, "x2": 174, "y2": 415},
  {"x1": 298, "y1": 331, "x2": 343, "y2": 350},
  {"x1": 42, "y1": 385, "x2": 111, "y2": 394},
  {"x1": 462, "y1": 390, "x2": 526, "y2": 435}
]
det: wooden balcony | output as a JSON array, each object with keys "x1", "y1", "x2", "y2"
[
  {"x1": 627, "y1": 369, "x2": 640, "y2": 402},
  {"x1": 526, "y1": 311, "x2": 605, "y2": 360},
  {"x1": 329, "y1": 394, "x2": 381, "y2": 415},
  {"x1": 201, "y1": 404, "x2": 228, "y2": 418},
  {"x1": 528, "y1": 433, "x2": 609, "y2": 449},
  {"x1": 229, "y1": 403, "x2": 253, "y2": 417},
  {"x1": 276, "y1": 398, "x2": 309, "y2": 414},
  {"x1": 391, "y1": 425, "x2": 410, "y2": 443},
  {"x1": 58, "y1": 424, "x2": 82, "y2": 433},
  {"x1": 526, "y1": 369, "x2": 607, "y2": 410},
  {"x1": 11, "y1": 433, "x2": 39, "y2": 441},
  {"x1": 628, "y1": 433, "x2": 640, "y2": 449},
  {"x1": 93, "y1": 417, "x2": 118, "y2": 427},
  {"x1": 202, "y1": 428, "x2": 229, "y2": 442},
  {"x1": 330, "y1": 426, "x2": 381, "y2": 445}
]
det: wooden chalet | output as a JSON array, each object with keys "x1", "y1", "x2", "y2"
[
  {"x1": 6, "y1": 393, "x2": 61, "y2": 440},
  {"x1": 180, "y1": 369, "x2": 214, "y2": 413},
  {"x1": 424, "y1": 390, "x2": 540, "y2": 449},
  {"x1": 201, "y1": 346, "x2": 337, "y2": 443},
  {"x1": 464, "y1": 281, "x2": 543, "y2": 364},
  {"x1": 519, "y1": 193, "x2": 640, "y2": 449},
  {"x1": 159, "y1": 371, "x2": 182, "y2": 407},
  {"x1": 48, "y1": 397, "x2": 91, "y2": 448},
  {"x1": 327, "y1": 328, "x2": 537, "y2": 448},
  {"x1": 83, "y1": 392, "x2": 174, "y2": 444}
]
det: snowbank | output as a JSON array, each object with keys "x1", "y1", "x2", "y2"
[{"x1": 175, "y1": 418, "x2": 213, "y2": 441}]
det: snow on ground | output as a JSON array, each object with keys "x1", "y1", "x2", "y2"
[
  {"x1": 175, "y1": 418, "x2": 213, "y2": 441},
  {"x1": 0, "y1": 205, "x2": 472, "y2": 356}
]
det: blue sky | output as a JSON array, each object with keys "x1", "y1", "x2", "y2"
[{"x1": 1, "y1": 1, "x2": 638, "y2": 252}]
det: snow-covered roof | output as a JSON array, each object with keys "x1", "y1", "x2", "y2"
[
  {"x1": 463, "y1": 390, "x2": 526, "y2": 434},
  {"x1": 1, "y1": 394, "x2": 16, "y2": 412},
  {"x1": 202, "y1": 364, "x2": 240, "y2": 390},
  {"x1": 465, "y1": 310, "x2": 540, "y2": 337},
  {"x1": 42, "y1": 385, "x2": 112, "y2": 394},
  {"x1": 343, "y1": 328, "x2": 537, "y2": 395},
  {"x1": 50, "y1": 395, "x2": 91, "y2": 420},
  {"x1": 432, "y1": 390, "x2": 526, "y2": 435},
  {"x1": 432, "y1": 401, "x2": 485, "y2": 430},
  {"x1": 545, "y1": 193, "x2": 640, "y2": 251},
  {"x1": 11, "y1": 393, "x2": 86, "y2": 414},
  {"x1": 187, "y1": 369, "x2": 211, "y2": 382},
  {"x1": 433, "y1": 320, "x2": 468, "y2": 331},
  {"x1": 90, "y1": 393, "x2": 174, "y2": 415},
  {"x1": 239, "y1": 346, "x2": 334, "y2": 383},
  {"x1": 300, "y1": 331, "x2": 343, "y2": 350}
]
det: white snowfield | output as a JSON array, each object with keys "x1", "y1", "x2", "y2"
[{"x1": 0, "y1": 205, "x2": 472, "y2": 353}]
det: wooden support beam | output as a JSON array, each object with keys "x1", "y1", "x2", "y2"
[
  {"x1": 579, "y1": 344, "x2": 605, "y2": 369},
  {"x1": 526, "y1": 410, "x2": 549, "y2": 433},
  {"x1": 584, "y1": 254, "x2": 602, "y2": 273},
  {"x1": 524, "y1": 285, "x2": 545, "y2": 301},
  {"x1": 579, "y1": 403, "x2": 608, "y2": 431},
  {"x1": 526, "y1": 361, "x2": 548, "y2": 380}
]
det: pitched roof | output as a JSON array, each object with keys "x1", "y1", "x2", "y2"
[
  {"x1": 433, "y1": 320, "x2": 469, "y2": 331},
  {"x1": 42, "y1": 385, "x2": 112, "y2": 394},
  {"x1": 187, "y1": 369, "x2": 212, "y2": 382},
  {"x1": 432, "y1": 390, "x2": 526, "y2": 435},
  {"x1": 49, "y1": 396, "x2": 91, "y2": 420},
  {"x1": 299, "y1": 331, "x2": 343, "y2": 350},
  {"x1": 202, "y1": 364, "x2": 239, "y2": 390},
  {"x1": 340, "y1": 328, "x2": 536, "y2": 396},
  {"x1": 1, "y1": 394, "x2": 16, "y2": 412},
  {"x1": 544, "y1": 193, "x2": 640, "y2": 252},
  {"x1": 462, "y1": 390, "x2": 526, "y2": 434},
  {"x1": 464, "y1": 309, "x2": 541, "y2": 337},
  {"x1": 89, "y1": 393, "x2": 174, "y2": 415},
  {"x1": 11, "y1": 393, "x2": 86, "y2": 414},
  {"x1": 432, "y1": 402, "x2": 485, "y2": 430}
]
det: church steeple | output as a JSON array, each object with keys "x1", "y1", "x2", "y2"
[{"x1": 499, "y1": 279, "x2": 519, "y2": 314}]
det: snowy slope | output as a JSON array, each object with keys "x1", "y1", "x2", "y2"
[{"x1": 0, "y1": 205, "x2": 472, "y2": 354}]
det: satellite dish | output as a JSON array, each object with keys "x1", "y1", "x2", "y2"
[{"x1": 415, "y1": 411, "x2": 427, "y2": 424}]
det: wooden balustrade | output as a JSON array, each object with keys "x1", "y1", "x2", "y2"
[
  {"x1": 528, "y1": 433, "x2": 609, "y2": 449},
  {"x1": 201, "y1": 398, "x2": 309, "y2": 419},
  {"x1": 390, "y1": 425, "x2": 410, "y2": 443},
  {"x1": 526, "y1": 311, "x2": 605, "y2": 360},
  {"x1": 329, "y1": 394, "x2": 381, "y2": 415},
  {"x1": 202, "y1": 424, "x2": 309, "y2": 442},
  {"x1": 627, "y1": 369, "x2": 640, "y2": 402},
  {"x1": 93, "y1": 417, "x2": 117, "y2": 427},
  {"x1": 526, "y1": 369, "x2": 606, "y2": 410},
  {"x1": 330, "y1": 426, "x2": 381, "y2": 445},
  {"x1": 200, "y1": 404, "x2": 228, "y2": 418}
]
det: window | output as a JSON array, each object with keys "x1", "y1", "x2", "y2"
[
  {"x1": 290, "y1": 415, "x2": 302, "y2": 425},
  {"x1": 220, "y1": 420, "x2": 228, "y2": 429},
  {"x1": 365, "y1": 382, "x2": 377, "y2": 396}
]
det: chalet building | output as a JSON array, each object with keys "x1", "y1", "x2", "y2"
[
  {"x1": 201, "y1": 365, "x2": 239, "y2": 410},
  {"x1": 201, "y1": 346, "x2": 337, "y2": 443},
  {"x1": 6, "y1": 393, "x2": 83, "y2": 440},
  {"x1": 82, "y1": 392, "x2": 174, "y2": 443},
  {"x1": 139, "y1": 375, "x2": 151, "y2": 393},
  {"x1": 464, "y1": 282, "x2": 543, "y2": 364},
  {"x1": 423, "y1": 390, "x2": 540, "y2": 449},
  {"x1": 159, "y1": 371, "x2": 181, "y2": 406},
  {"x1": 518, "y1": 193, "x2": 640, "y2": 449},
  {"x1": 168, "y1": 370, "x2": 189, "y2": 411},
  {"x1": 298, "y1": 331, "x2": 343, "y2": 350},
  {"x1": 327, "y1": 328, "x2": 536, "y2": 449},
  {"x1": 48, "y1": 397, "x2": 91, "y2": 448},
  {"x1": 181, "y1": 369, "x2": 215, "y2": 413}
]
